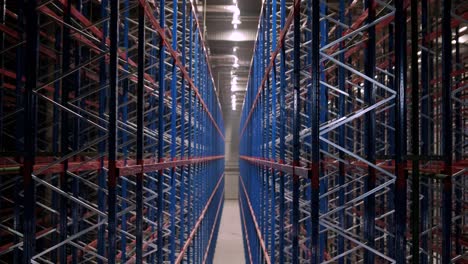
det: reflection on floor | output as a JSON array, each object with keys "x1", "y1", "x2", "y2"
[{"x1": 213, "y1": 200, "x2": 245, "y2": 264}]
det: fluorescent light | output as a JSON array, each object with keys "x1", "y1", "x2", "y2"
[
  {"x1": 230, "y1": 31, "x2": 245, "y2": 41},
  {"x1": 231, "y1": 85, "x2": 244, "y2": 92},
  {"x1": 460, "y1": 26, "x2": 467, "y2": 33},
  {"x1": 232, "y1": 18, "x2": 241, "y2": 25},
  {"x1": 233, "y1": 47, "x2": 237, "y2": 52},
  {"x1": 231, "y1": 96, "x2": 236, "y2": 110},
  {"x1": 225, "y1": 5, "x2": 240, "y2": 13},
  {"x1": 233, "y1": 56, "x2": 239, "y2": 68}
]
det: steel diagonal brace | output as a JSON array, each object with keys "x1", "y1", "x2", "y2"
[
  {"x1": 138, "y1": 0, "x2": 224, "y2": 140},
  {"x1": 319, "y1": 96, "x2": 395, "y2": 135},
  {"x1": 31, "y1": 220, "x2": 108, "y2": 262},
  {"x1": 239, "y1": 175, "x2": 272, "y2": 264},
  {"x1": 201, "y1": 187, "x2": 224, "y2": 263},
  {"x1": 31, "y1": 174, "x2": 107, "y2": 217},
  {"x1": 320, "y1": 52, "x2": 395, "y2": 94},
  {"x1": 175, "y1": 172, "x2": 224, "y2": 263},
  {"x1": 320, "y1": 136, "x2": 396, "y2": 179},
  {"x1": 320, "y1": 218, "x2": 396, "y2": 263}
]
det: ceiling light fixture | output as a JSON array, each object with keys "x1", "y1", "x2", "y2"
[
  {"x1": 231, "y1": 95, "x2": 237, "y2": 110},
  {"x1": 460, "y1": 26, "x2": 467, "y2": 33},
  {"x1": 231, "y1": 85, "x2": 243, "y2": 92},
  {"x1": 230, "y1": 31, "x2": 244, "y2": 41},
  {"x1": 233, "y1": 56, "x2": 239, "y2": 68},
  {"x1": 231, "y1": 4, "x2": 241, "y2": 26}
]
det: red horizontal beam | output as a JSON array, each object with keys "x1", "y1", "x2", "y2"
[
  {"x1": 1, "y1": 2, "x2": 224, "y2": 141},
  {"x1": 239, "y1": 195, "x2": 254, "y2": 264},
  {"x1": 119, "y1": 155, "x2": 224, "y2": 176},
  {"x1": 175, "y1": 172, "x2": 224, "y2": 264},
  {"x1": 201, "y1": 183, "x2": 224, "y2": 263},
  {"x1": 0, "y1": 155, "x2": 224, "y2": 176},
  {"x1": 239, "y1": 174, "x2": 271, "y2": 264},
  {"x1": 240, "y1": 0, "x2": 299, "y2": 138},
  {"x1": 138, "y1": 1, "x2": 225, "y2": 141},
  {"x1": 240, "y1": 155, "x2": 310, "y2": 178}
]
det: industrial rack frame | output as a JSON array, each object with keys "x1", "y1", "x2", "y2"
[
  {"x1": 0, "y1": 0, "x2": 225, "y2": 263},
  {"x1": 239, "y1": 0, "x2": 467, "y2": 263}
]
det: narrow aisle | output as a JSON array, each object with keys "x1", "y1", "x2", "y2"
[{"x1": 213, "y1": 200, "x2": 245, "y2": 264}]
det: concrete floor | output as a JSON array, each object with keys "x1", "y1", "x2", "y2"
[{"x1": 213, "y1": 200, "x2": 245, "y2": 264}]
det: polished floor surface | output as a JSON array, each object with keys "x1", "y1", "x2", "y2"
[{"x1": 213, "y1": 200, "x2": 245, "y2": 264}]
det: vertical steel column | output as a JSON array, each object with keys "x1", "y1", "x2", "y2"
[
  {"x1": 363, "y1": 1, "x2": 376, "y2": 262},
  {"x1": 441, "y1": 0, "x2": 452, "y2": 262},
  {"x1": 22, "y1": 0, "x2": 38, "y2": 262},
  {"x1": 387, "y1": 22, "x2": 395, "y2": 260},
  {"x1": 187, "y1": 10, "x2": 193, "y2": 262},
  {"x1": 394, "y1": 0, "x2": 407, "y2": 262},
  {"x1": 107, "y1": 0, "x2": 119, "y2": 263},
  {"x1": 319, "y1": 2, "x2": 328, "y2": 258},
  {"x1": 51, "y1": 26, "x2": 61, "y2": 264},
  {"x1": 148, "y1": 10, "x2": 158, "y2": 264},
  {"x1": 419, "y1": 1, "x2": 429, "y2": 262},
  {"x1": 120, "y1": 1, "x2": 130, "y2": 260},
  {"x1": 291, "y1": 0, "x2": 301, "y2": 261},
  {"x1": 410, "y1": 0, "x2": 420, "y2": 262},
  {"x1": 310, "y1": 0, "x2": 320, "y2": 262},
  {"x1": 72, "y1": 1, "x2": 84, "y2": 262},
  {"x1": 0, "y1": 0, "x2": 4, "y2": 150},
  {"x1": 270, "y1": 0, "x2": 277, "y2": 261},
  {"x1": 278, "y1": 0, "x2": 286, "y2": 258},
  {"x1": 179, "y1": 0, "x2": 187, "y2": 254},
  {"x1": 454, "y1": 26, "x2": 461, "y2": 257},
  {"x1": 169, "y1": 0, "x2": 178, "y2": 260},
  {"x1": 98, "y1": 1, "x2": 109, "y2": 261},
  {"x1": 136, "y1": 2, "x2": 145, "y2": 263},
  {"x1": 157, "y1": 0, "x2": 166, "y2": 260},
  {"x1": 192, "y1": 31, "x2": 199, "y2": 264},
  {"x1": 337, "y1": 0, "x2": 346, "y2": 262},
  {"x1": 60, "y1": 1, "x2": 72, "y2": 262},
  {"x1": 345, "y1": 5, "x2": 354, "y2": 262}
]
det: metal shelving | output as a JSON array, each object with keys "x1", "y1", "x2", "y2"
[
  {"x1": 0, "y1": 0, "x2": 224, "y2": 263},
  {"x1": 239, "y1": 0, "x2": 467, "y2": 263}
]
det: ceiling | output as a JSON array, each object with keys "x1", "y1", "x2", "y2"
[{"x1": 196, "y1": 0, "x2": 262, "y2": 114}]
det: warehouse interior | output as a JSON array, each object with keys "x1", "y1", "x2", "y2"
[{"x1": 0, "y1": 0, "x2": 466, "y2": 263}]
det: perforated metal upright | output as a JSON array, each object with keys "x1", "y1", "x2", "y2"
[
  {"x1": 0, "y1": 0, "x2": 225, "y2": 263},
  {"x1": 239, "y1": 0, "x2": 467, "y2": 263}
]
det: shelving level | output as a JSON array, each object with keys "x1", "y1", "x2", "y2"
[
  {"x1": 239, "y1": 0, "x2": 467, "y2": 263},
  {"x1": 0, "y1": 0, "x2": 225, "y2": 263}
]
